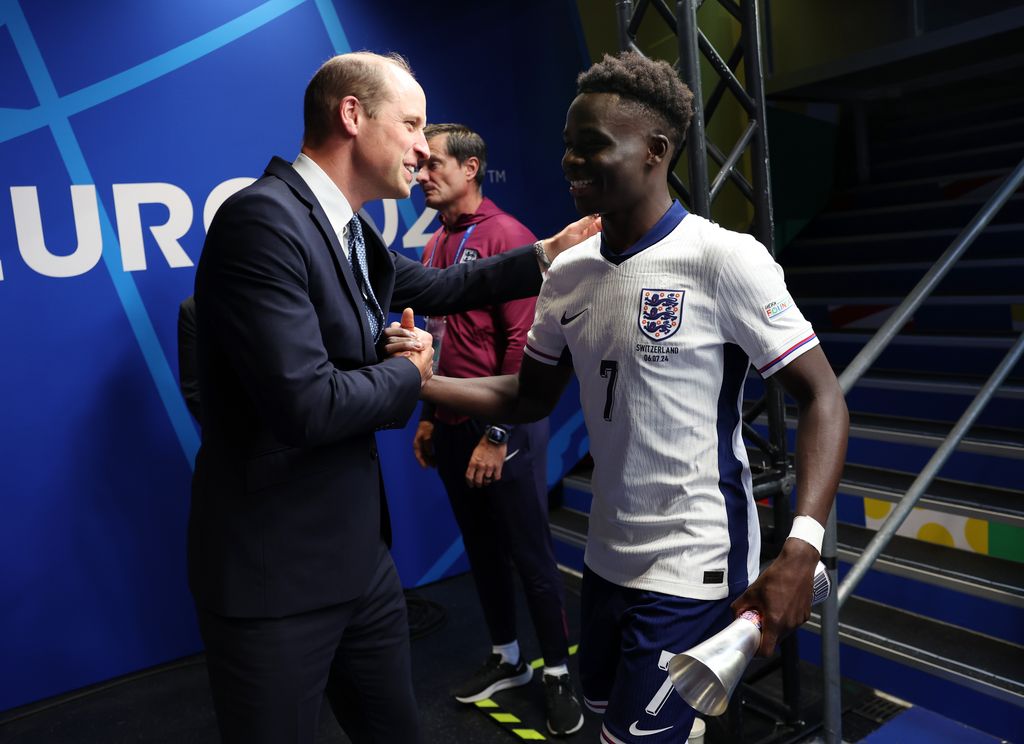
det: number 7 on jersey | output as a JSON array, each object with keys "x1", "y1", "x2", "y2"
[{"x1": 599, "y1": 360, "x2": 618, "y2": 422}]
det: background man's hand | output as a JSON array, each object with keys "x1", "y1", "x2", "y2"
[
  {"x1": 540, "y1": 214, "x2": 602, "y2": 264},
  {"x1": 730, "y1": 538, "x2": 820, "y2": 656},
  {"x1": 413, "y1": 420, "x2": 436, "y2": 468},
  {"x1": 465, "y1": 436, "x2": 506, "y2": 488}
]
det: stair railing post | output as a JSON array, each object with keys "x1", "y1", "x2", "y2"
[{"x1": 821, "y1": 507, "x2": 843, "y2": 744}]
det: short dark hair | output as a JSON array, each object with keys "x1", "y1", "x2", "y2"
[
  {"x1": 423, "y1": 123, "x2": 487, "y2": 187},
  {"x1": 576, "y1": 52, "x2": 694, "y2": 157},
  {"x1": 303, "y1": 52, "x2": 413, "y2": 147}
]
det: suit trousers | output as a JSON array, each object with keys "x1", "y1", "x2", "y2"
[
  {"x1": 433, "y1": 418, "x2": 569, "y2": 666},
  {"x1": 196, "y1": 539, "x2": 418, "y2": 744}
]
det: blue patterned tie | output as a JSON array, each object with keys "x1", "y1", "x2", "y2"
[{"x1": 346, "y1": 216, "x2": 385, "y2": 340}]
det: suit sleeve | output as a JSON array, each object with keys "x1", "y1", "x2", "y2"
[
  {"x1": 177, "y1": 296, "x2": 202, "y2": 423},
  {"x1": 388, "y1": 244, "x2": 541, "y2": 316},
  {"x1": 196, "y1": 195, "x2": 422, "y2": 447}
]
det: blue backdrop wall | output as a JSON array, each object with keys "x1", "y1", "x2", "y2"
[{"x1": 0, "y1": 0, "x2": 591, "y2": 711}]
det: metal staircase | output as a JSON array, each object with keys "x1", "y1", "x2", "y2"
[{"x1": 761, "y1": 73, "x2": 1024, "y2": 738}]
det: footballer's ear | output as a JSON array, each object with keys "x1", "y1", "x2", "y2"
[{"x1": 648, "y1": 133, "x2": 670, "y2": 164}]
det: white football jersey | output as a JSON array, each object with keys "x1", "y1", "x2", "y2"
[{"x1": 526, "y1": 203, "x2": 818, "y2": 599}]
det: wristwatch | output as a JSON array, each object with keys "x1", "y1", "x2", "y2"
[
  {"x1": 485, "y1": 426, "x2": 509, "y2": 446},
  {"x1": 533, "y1": 240, "x2": 552, "y2": 270}
]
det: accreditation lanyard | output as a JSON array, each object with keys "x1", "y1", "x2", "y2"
[
  {"x1": 425, "y1": 223, "x2": 478, "y2": 268},
  {"x1": 424, "y1": 223, "x2": 476, "y2": 373}
]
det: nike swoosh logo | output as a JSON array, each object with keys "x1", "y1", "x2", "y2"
[
  {"x1": 560, "y1": 308, "x2": 588, "y2": 325},
  {"x1": 628, "y1": 721, "x2": 674, "y2": 737}
]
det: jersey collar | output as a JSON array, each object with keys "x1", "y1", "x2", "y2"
[{"x1": 600, "y1": 200, "x2": 688, "y2": 265}]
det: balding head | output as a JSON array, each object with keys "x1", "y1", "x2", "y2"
[{"x1": 302, "y1": 52, "x2": 414, "y2": 148}]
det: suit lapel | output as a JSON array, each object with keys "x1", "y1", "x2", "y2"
[{"x1": 265, "y1": 157, "x2": 376, "y2": 358}]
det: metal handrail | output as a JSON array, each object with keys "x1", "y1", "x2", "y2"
[
  {"x1": 837, "y1": 331, "x2": 1024, "y2": 606},
  {"x1": 819, "y1": 156, "x2": 1024, "y2": 743}
]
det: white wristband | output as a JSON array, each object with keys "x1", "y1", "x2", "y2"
[{"x1": 788, "y1": 515, "x2": 824, "y2": 554}]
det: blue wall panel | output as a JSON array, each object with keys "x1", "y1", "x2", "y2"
[{"x1": 0, "y1": 0, "x2": 589, "y2": 710}]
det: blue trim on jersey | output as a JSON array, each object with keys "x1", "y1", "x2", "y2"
[
  {"x1": 718, "y1": 343, "x2": 751, "y2": 592},
  {"x1": 600, "y1": 200, "x2": 688, "y2": 265}
]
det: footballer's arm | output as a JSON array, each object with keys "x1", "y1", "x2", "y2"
[
  {"x1": 421, "y1": 355, "x2": 573, "y2": 424},
  {"x1": 731, "y1": 345, "x2": 849, "y2": 656}
]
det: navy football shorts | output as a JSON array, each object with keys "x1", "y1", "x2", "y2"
[{"x1": 579, "y1": 566, "x2": 742, "y2": 743}]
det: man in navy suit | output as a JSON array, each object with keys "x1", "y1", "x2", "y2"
[{"x1": 190, "y1": 52, "x2": 598, "y2": 744}]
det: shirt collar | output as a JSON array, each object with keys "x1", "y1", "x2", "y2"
[
  {"x1": 292, "y1": 153, "x2": 354, "y2": 248},
  {"x1": 600, "y1": 200, "x2": 689, "y2": 265}
]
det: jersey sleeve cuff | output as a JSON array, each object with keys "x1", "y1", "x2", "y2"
[
  {"x1": 524, "y1": 342, "x2": 563, "y2": 366},
  {"x1": 756, "y1": 332, "x2": 819, "y2": 377}
]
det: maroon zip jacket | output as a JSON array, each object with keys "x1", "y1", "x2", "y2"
[{"x1": 421, "y1": 197, "x2": 537, "y2": 424}]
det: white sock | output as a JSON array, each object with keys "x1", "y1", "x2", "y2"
[
  {"x1": 492, "y1": 641, "x2": 520, "y2": 666},
  {"x1": 543, "y1": 663, "x2": 569, "y2": 678}
]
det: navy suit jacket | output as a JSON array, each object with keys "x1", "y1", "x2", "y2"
[
  {"x1": 177, "y1": 295, "x2": 201, "y2": 423},
  {"x1": 190, "y1": 157, "x2": 541, "y2": 618}
]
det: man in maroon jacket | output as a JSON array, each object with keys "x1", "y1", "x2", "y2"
[{"x1": 413, "y1": 123, "x2": 583, "y2": 737}]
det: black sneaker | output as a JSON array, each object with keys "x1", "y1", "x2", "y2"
[
  {"x1": 543, "y1": 673, "x2": 584, "y2": 736},
  {"x1": 453, "y1": 654, "x2": 533, "y2": 703}
]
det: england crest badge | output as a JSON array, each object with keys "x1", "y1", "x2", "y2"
[{"x1": 638, "y1": 288, "x2": 684, "y2": 341}]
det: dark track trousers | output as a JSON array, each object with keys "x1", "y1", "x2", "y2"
[{"x1": 433, "y1": 418, "x2": 570, "y2": 666}]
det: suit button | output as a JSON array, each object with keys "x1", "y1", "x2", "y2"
[{"x1": 370, "y1": 445, "x2": 378, "y2": 460}]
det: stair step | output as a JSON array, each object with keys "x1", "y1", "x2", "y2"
[
  {"x1": 817, "y1": 331, "x2": 1017, "y2": 350},
  {"x1": 793, "y1": 292, "x2": 1024, "y2": 307},
  {"x1": 872, "y1": 142, "x2": 1024, "y2": 182},
  {"x1": 858, "y1": 705, "x2": 1010, "y2": 744},
  {"x1": 796, "y1": 299, "x2": 1021, "y2": 337},
  {"x1": 784, "y1": 223, "x2": 1024, "y2": 266},
  {"x1": 873, "y1": 117, "x2": 1024, "y2": 161},
  {"x1": 786, "y1": 257, "x2": 1024, "y2": 276},
  {"x1": 835, "y1": 521, "x2": 1024, "y2": 607},
  {"x1": 747, "y1": 365, "x2": 1024, "y2": 403},
  {"x1": 800, "y1": 193, "x2": 1024, "y2": 238},
  {"x1": 829, "y1": 167, "x2": 1015, "y2": 209},
  {"x1": 804, "y1": 597, "x2": 1024, "y2": 707},
  {"x1": 787, "y1": 262, "x2": 1024, "y2": 299},
  {"x1": 751, "y1": 408, "x2": 1024, "y2": 459},
  {"x1": 873, "y1": 97, "x2": 1024, "y2": 141},
  {"x1": 549, "y1": 504, "x2": 588, "y2": 550},
  {"x1": 837, "y1": 463, "x2": 1024, "y2": 529},
  {"x1": 849, "y1": 371, "x2": 1024, "y2": 399}
]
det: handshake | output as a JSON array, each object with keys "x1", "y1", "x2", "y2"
[{"x1": 383, "y1": 308, "x2": 433, "y2": 385}]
